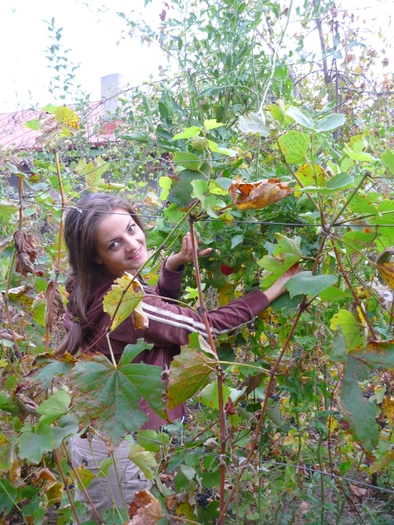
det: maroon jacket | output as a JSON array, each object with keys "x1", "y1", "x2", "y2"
[{"x1": 65, "y1": 265, "x2": 270, "y2": 429}]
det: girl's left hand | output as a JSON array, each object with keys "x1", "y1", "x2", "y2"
[{"x1": 166, "y1": 232, "x2": 212, "y2": 271}]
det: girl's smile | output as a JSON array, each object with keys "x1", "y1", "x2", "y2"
[{"x1": 94, "y1": 208, "x2": 148, "y2": 276}]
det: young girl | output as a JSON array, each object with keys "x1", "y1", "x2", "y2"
[{"x1": 57, "y1": 193, "x2": 298, "y2": 520}]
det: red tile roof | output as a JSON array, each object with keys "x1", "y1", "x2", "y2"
[{"x1": 0, "y1": 102, "x2": 116, "y2": 152}]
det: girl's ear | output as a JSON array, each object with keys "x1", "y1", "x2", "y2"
[{"x1": 95, "y1": 257, "x2": 102, "y2": 264}]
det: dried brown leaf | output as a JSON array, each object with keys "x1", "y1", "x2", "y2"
[
  {"x1": 224, "y1": 397, "x2": 237, "y2": 415},
  {"x1": 45, "y1": 281, "x2": 65, "y2": 331},
  {"x1": 128, "y1": 490, "x2": 163, "y2": 525},
  {"x1": 13, "y1": 230, "x2": 38, "y2": 276},
  {"x1": 229, "y1": 178, "x2": 293, "y2": 210}
]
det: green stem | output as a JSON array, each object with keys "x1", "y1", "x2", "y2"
[{"x1": 329, "y1": 171, "x2": 371, "y2": 228}]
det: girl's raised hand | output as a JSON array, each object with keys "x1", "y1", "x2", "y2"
[{"x1": 166, "y1": 232, "x2": 212, "y2": 271}]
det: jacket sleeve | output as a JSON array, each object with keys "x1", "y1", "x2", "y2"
[
  {"x1": 140, "y1": 288, "x2": 270, "y2": 347},
  {"x1": 152, "y1": 263, "x2": 184, "y2": 301}
]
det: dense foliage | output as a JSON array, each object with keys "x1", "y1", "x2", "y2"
[{"x1": 1, "y1": 0, "x2": 394, "y2": 523}]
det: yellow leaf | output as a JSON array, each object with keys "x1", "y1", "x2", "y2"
[
  {"x1": 294, "y1": 164, "x2": 327, "y2": 197},
  {"x1": 75, "y1": 466, "x2": 95, "y2": 490},
  {"x1": 45, "y1": 481, "x2": 64, "y2": 505},
  {"x1": 381, "y1": 396, "x2": 394, "y2": 425},
  {"x1": 370, "y1": 450, "x2": 394, "y2": 474},
  {"x1": 103, "y1": 274, "x2": 145, "y2": 331},
  {"x1": 53, "y1": 105, "x2": 80, "y2": 130}
]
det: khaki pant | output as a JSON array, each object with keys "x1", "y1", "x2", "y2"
[{"x1": 70, "y1": 436, "x2": 152, "y2": 521}]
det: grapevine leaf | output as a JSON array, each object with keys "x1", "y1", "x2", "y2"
[
  {"x1": 258, "y1": 254, "x2": 300, "y2": 288},
  {"x1": 136, "y1": 430, "x2": 170, "y2": 453},
  {"x1": 285, "y1": 271, "x2": 337, "y2": 299},
  {"x1": 382, "y1": 149, "x2": 394, "y2": 174},
  {"x1": 286, "y1": 106, "x2": 315, "y2": 130},
  {"x1": 167, "y1": 347, "x2": 217, "y2": 410},
  {"x1": 70, "y1": 346, "x2": 166, "y2": 446},
  {"x1": 330, "y1": 309, "x2": 366, "y2": 352},
  {"x1": 126, "y1": 439, "x2": 157, "y2": 480},
  {"x1": 172, "y1": 127, "x2": 201, "y2": 140},
  {"x1": 204, "y1": 119, "x2": 224, "y2": 130},
  {"x1": 103, "y1": 274, "x2": 145, "y2": 332},
  {"x1": 52, "y1": 415, "x2": 79, "y2": 448},
  {"x1": 315, "y1": 113, "x2": 346, "y2": 132},
  {"x1": 0, "y1": 479, "x2": 18, "y2": 515},
  {"x1": 294, "y1": 163, "x2": 327, "y2": 196},
  {"x1": 238, "y1": 112, "x2": 270, "y2": 137},
  {"x1": 349, "y1": 339, "x2": 394, "y2": 368},
  {"x1": 278, "y1": 131, "x2": 309, "y2": 164},
  {"x1": 339, "y1": 355, "x2": 379, "y2": 452},
  {"x1": 173, "y1": 152, "x2": 203, "y2": 171},
  {"x1": 18, "y1": 424, "x2": 55, "y2": 464},
  {"x1": 37, "y1": 390, "x2": 71, "y2": 425},
  {"x1": 167, "y1": 169, "x2": 205, "y2": 209},
  {"x1": 0, "y1": 435, "x2": 11, "y2": 471}
]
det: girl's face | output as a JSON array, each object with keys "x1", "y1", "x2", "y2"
[{"x1": 95, "y1": 208, "x2": 148, "y2": 277}]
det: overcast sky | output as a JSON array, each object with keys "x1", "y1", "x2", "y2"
[
  {"x1": 0, "y1": 0, "x2": 165, "y2": 112},
  {"x1": 0, "y1": 0, "x2": 392, "y2": 114}
]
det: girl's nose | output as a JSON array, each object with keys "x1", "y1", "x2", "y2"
[{"x1": 124, "y1": 237, "x2": 138, "y2": 251}]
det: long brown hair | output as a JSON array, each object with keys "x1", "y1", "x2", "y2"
[{"x1": 55, "y1": 193, "x2": 143, "y2": 357}]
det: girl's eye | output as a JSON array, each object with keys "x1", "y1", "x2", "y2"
[
  {"x1": 128, "y1": 224, "x2": 136, "y2": 233},
  {"x1": 109, "y1": 241, "x2": 119, "y2": 250}
]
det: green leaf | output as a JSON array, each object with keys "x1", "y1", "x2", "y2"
[
  {"x1": 173, "y1": 152, "x2": 203, "y2": 171},
  {"x1": 0, "y1": 435, "x2": 11, "y2": 471},
  {"x1": 199, "y1": 381, "x2": 231, "y2": 410},
  {"x1": 238, "y1": 112, "x2": 269, "y2": 137},
  {"x1": 319, "y1": 287, "x2": 352, "y2": 302},
  {"x1": 382, "y1": 149, "x2": 394, "y2": 174},
  {"x1": 33, "y1": 357, "x2": 74, "y2": 390},
  {"x1": 204, "y1": 119, "x2": 224, "y2": 130},
  {"x1": 52, "y1": 415, "x2": 79, "y2": 448},
  {"x1": 0, "y1": 479, "x2": 18, "y2": 515},
  {"x1": 125, "y1": 440, "x2": 157, "y2": 480},
  {"x1": 172, "y1": 126, "x2": 201, "y2": 140},
  {"x1": 18, "y1": 424, "x2": 55, "y2": 464},
  {"x1": 343, "y1": 145, "x2": 376, "y2": 162},
  {"x1": 25, "y1": 119, "x2": 40, "y2": 131},
  {"x1": 103, "y1": 274, "x2": 144, "y2": 331},
  {"x1": 340, "y1": 355, "x2": 379, "y2": 452},
  {"x1": 259, "y1": 253, "x2": 300, "y2": 288},
  {"x1": 231, "y1": 234, "x2": 243, "y2": 249},
  {"x1": 168, "y1": 170, "x2": 205, "y2": 209},
  {"x1": 278, "y1": 131, "x2": 308, "y2": 164},
  {"x1": 37, "y1": 390, "x2": 71, "y2": 425},
  {"x1": 0, "y1": 200, "x2": 19, "y2": 218},
  {"x1": 167, "y1": 344, "x2": 217, "y2": 410},
  {"x1": 70, "y1": 346, "x2": 166, "y2": 446},
  {"x1": 349, "y1": 339, "x2": 394, "y2": 368},
  {"x1": 285, "y1": 271, "x2": 337, "y2": 299},
  {"x1": 299, "y1": 173, "x2": 354, "y2": 194},
  {"x1": 191, "y1": 179, "x2": 220, "y2": 218},
  {"x1": 330, "y1": 310, "x2": 366, "y2": 352},
  {"x1": 159, "y1": 175, "x2": 172, "y2": 200},
  {"x1": 286, "y1": 106, "x2": 315, "y2": 130},
  {"x1": 342, "y1": 230, "x2": 376, "y2": 254},
  {"x1": 136, "y1": 429, "x2": 170, "y2": 453},
  {"x1": 315, "y1": 113, "x2": 346, "y2": 132},
  {"x1": 0, "y1": 392, "x2": 21, "y2": 416}
]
